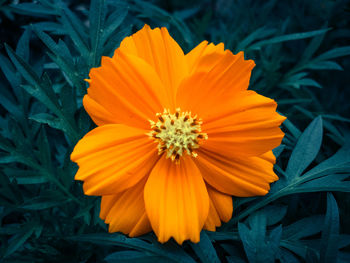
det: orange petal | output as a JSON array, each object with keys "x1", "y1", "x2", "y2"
[
  {"x1": 177, "y1": 49, "x2": 255, "y2": 115},
  {"x1": 194, "y1": 148, "x2": 279, "y2": 197},
  {"x1": 203, "y1": 185, "x2": 233, "y2": 231},
  {"x1": 186, "y1": 41, "x2": 225, "y2": 74},
  {"x1": 100, "y1": 178, "x2": 152, "y2": 237},
  {"x1": 83, "y1": 95, "x2": 117, "y2": 126},
  {"x1": 207, "y1": 185, "x2": 233, "y2": 223},
  {"x1": 71, "y1": 124, "x2": 159, "y2": 195},
  {"x1": 144, "y1": 155, "x2": 209, "y2": 244},
  {"x1": 259, "y1": 151, "x2": 276, "y2": 164},
  {"x1": 203, "y1": 198, "x2": 221, "y2": 231},
  {"x1": 86, "y1": 49, "x2": 170, "y2": 128},
  {"x1": 119, "y1": 25, "x2": 188, "y2": 110},
  {"x1": 201, "y1": 90, "x2": 286, "y2": 157}
]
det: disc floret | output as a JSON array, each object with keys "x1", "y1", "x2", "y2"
[{"x1": 148, "y1": 108, "x2": 208, "y2": 162}]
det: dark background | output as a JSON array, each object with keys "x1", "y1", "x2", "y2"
[{"x1": 0, "y1": 0, "x2": 350, "y2": 262}]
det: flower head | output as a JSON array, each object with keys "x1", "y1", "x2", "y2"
[{"x1": 71, "y1": 25, "x2": 286, "y2": 244}]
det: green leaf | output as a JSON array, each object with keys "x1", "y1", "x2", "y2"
[
  {"x1": 103, "y1": 24, "x2": 132, "y2": 56},
  {"x1": 0, "y1": 53, "x2": 21, "y2": 88},
  {"x1": 282, "y1": 215, "x2": 324, "y2": 240},
  {"x1": 294, "y1": 174, "x2": 350, "y2": 193},
  {"x1": 283, "y1": 77, "x2": 322, "y2": 89},
  {"x1": 33, "y1": 28, "x2": 84, "y2": 90},
  {"x1": 69, "y1": 234, "x2": 196, "y2": 263},
  {"x1": 16, "y1": 27, "x2": 31, "y2": 62},
  {"x1": 59, "y1": 7, "x2": 90, "y2": 59},
  {"x1": 37, "y1": 126, "x2": 52, "y2": 168},
  {"x1": 286, "y1": 116, "x2": 323, "y2": 179},
  {"x1": 282, "y1": 119, "x2": 302, "y2": 139},
  {"x1": 30, "y1": 21, "x2": 65, "y2": 35},
  {"x1": 278, "y1": 248, "x2": 300, "y2": 263},
  {"x1": 20, "y1": 191, "x2": 67, "y2": 210},
  {"x1": 60, "y1": 85, "x2": 77, "y2": 116},
  {"x1": 301, "y1": 28, "x2": 327, "y2": 62},
  {"x1": 3, "y1": 47, "x2": 79, "y2": 143},
  {"x1": 248, "y1": 28, "x2": 330, "y2": 50},
  {"x1": 297, "y1": 78, "x2": 322, "y2": 88},
  {"x1": 236, "y1": 26, "x2": 276, "y2": 51},
  {"x1": 320, "y1": 193, "x2": 340, "y2": 263},
  {"x1": 105, "y1": 251, "x2": 165, "y2": 263},
  {"x1": 279, "y1": 240, "x2": 315, "y2": 260},
  {"x1": 301, "y1": 143, "x2": 350, "y2": 182},
  {"x1": 5, "y1": 43, "x2": 42, "y2": 88},
  {"x1": 322, "y1": 114, "x2": 350, "y2": 123},
  {"x1": 30, "y1": 113, "x2": 68, "y2": 134},
  {"x1": 190, "y1": 232, "x2": 220, "y2": 263},
  {"x1": 317, "y1": 46, "x2": 350, "y2": 61},
  {"x1": 89, "y1": 0, "x2": 106, "y2": 66},
  {"x1": 8, "y1": 174, "x2": 49, "y2": 185},
  {"x1": 5, "y1": 45, "x2": 64, "y2": 117},
  {"x1": 306, "y1": 61, "x2": 343, "y2": 71},
  {"x1": 229, "y1": 118, "x2": 350, "y2": 224},
  {"x1": 3, "y1": 223, "x2": 35, "y2": 258},
  {"x1": 131, "y1": 0, "x2": 193, "y2": 47},
  {"x1": 0, "y1": 85, "x2": 22, "y2": 118},
  {"x1": 10, "y1": 3, "x2": 59, "y2": 16},
  {"x1": 238, "y1": 210, "x2": 281, "y2": 263},
  {"x1": 101, "y1": 6, "x2": 128, "y2": 47},
  {"x1": 277, "y1": 98, "x2": 312, "y2": 105},
  {"x1": 263, "y1": 205, "x2": 287, "y2": 226},
  {"x1": 272, "y1": 145, "x2": 285, "y2": 158}
]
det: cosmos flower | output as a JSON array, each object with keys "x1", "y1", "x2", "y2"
[{"x1": 71, "y1": 25, "x2": 286, "y2": 244}]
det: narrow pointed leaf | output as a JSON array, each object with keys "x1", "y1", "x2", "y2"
[{"x1": 286, "y1": 116, "x2": 323, "y2": 178}]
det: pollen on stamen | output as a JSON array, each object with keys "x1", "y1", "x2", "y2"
[{"x1": 147, "y1": 108, "x2": 208, "y2": 163}]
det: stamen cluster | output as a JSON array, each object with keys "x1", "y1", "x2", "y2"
[{"x1": 148, "y1": 108, "x2": 208, "y2": 162}]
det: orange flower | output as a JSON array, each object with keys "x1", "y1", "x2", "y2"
[{"x1": 71, "y1": 25, "x2": 286, "y2": 244}]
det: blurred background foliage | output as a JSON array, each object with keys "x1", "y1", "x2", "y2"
[{"x1": 0, "y1": 0, "x2": 350, "y2": 262}]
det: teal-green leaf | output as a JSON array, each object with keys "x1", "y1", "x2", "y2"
[
  {"x1": 60, "y1": 7, "x2": 90, "y2": 59},
  {"x1": 10, "y1": 3, "x2": 59, "y2": 16},
  {"x1": 105, "y1": 251, "x2": 166, "y2": 263},
  {"x1": 301, "y1": 28, "x2": 326, "y2": 62},
  {"x1": 248, "y1": 28, "x2": 330, "y2": 50},
  {"x1": 286, "y1": 116, "x2": 323, "y2": 179},
  {"x1": 238, "y1": 210, "x2": 281, "y2": 263},
  {"x1": 236, "y1": 26, "x2": 276, "y2": 51},
  {"x1": 37, "y1": 126, "x2": 52, "y2": 168},
  {"x1": 5, "y1": 43, "x2": 41, "y2": 87},
  {"x1": 320, "y1": 193, "x2": 340, "y2": 263},
  {"x1": 30, "y1": 21, "x2": 66, "y2": 35},
  {"x1": 69, "y1": 233, "x2": 196, "y2": 263},
  {"x1": 301, "y1": 143, "x2": 350, "y2": 182},
  {"x1": 190, "y1": 232, "x2": 220, "y2": 263},
  {"x1": 263, "y1": 205, "x2": 287, "y2": 226},
  {"x1": 317, "y1": 46, "x2": 350, "y2": 60},
  {"x1": 89, "y1": 0, "x2": 106, "y2": 66},
  {"x1": 0, "y1": 53, "x2": 21, "y2": 88},
  {"x1": 3, "y1": 224, "x2": 35, "y2": 258},
  {"x1": 307, "y1": 61, "x2": 343, "y2": 71},
  {"x1": 282, "y1": 215, "x2": 324, "y2": 240},
  {"x1": 16, "y1": 27, "x2": 31, "y2": 62},
  {"x1": 60, "y1": 85, "x2": 77, "y2": 116},
  {"x1": 103, "y1": 24, "x2": 132, "y2": 56},
  {"x1": 29, "y1": 113, "x2": 67, "y2": 133},
  {"x1": 33, "y1": 28, "x2": 84, "y2": 90},
  {"x1": 295, "y1": 174, "x2": 350, "y2": 193},
  {"x1": 296, "y1": 78, "x2": 322, "y2": 88},
  {"x1": 20, "y1": 193, "x2": 67, "y2": 210},
  {"x1": 101, "y1": 6, "x2": 128, "y2": 47}
]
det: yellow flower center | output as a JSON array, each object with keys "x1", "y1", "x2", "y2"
[{"x1": 148, "y1": 108, "x2": 208, "y2": 162}]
